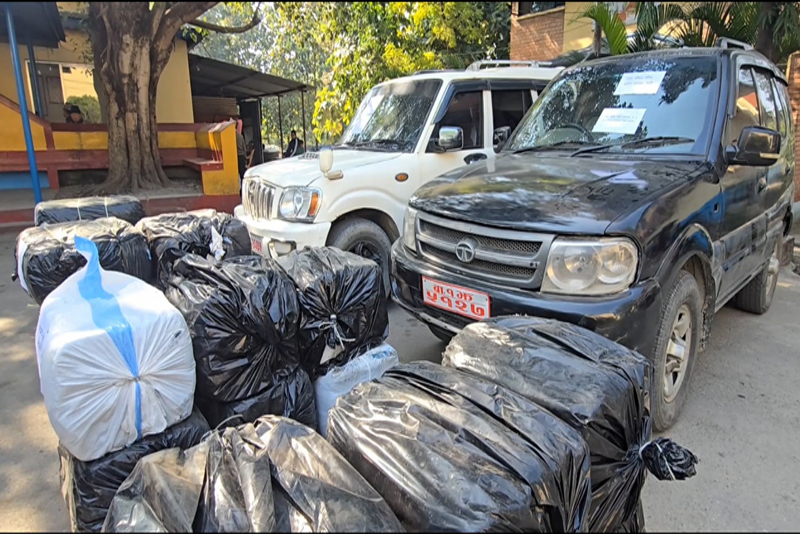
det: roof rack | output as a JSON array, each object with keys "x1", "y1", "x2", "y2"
[
  {"x1": 715, "y1": 37, "x2": 753, "y2": 50},
  {"x1": 465, "y1": 59, "x2": 550, "y2": 71}
]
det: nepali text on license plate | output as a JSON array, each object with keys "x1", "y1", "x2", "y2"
[
  {"x1": 250, "y1": 236, "x2": 263, "y2": 255},
  {"x1": 422, "y1": 276, "x2": 490, "y2": 321}
]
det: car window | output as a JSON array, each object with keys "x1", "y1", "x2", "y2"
[
  {"x1": 506, "y1": 56, "x2": 719, "y2": 156},
  {"x1": 727, "y1": 67, "x2": 760, "y2": 146},
  {"x1": 753, "y1": 70, "x2": 778, "y2": 132},
  {"x1": 491, "y1": 89, "x2": 533, "y2": 151},
  {"x1": 771, "y1": 78, "x2": 789, "y2": 137},
  {"x1": 434, "y1": 91, "x2": 484, "y2": 150}
]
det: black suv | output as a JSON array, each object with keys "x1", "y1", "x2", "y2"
[{"x1": 391, "y1": 43, "x2": 795, "y2": 430}]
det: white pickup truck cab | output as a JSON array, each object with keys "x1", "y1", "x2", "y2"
[{"x1": 235, "y1": 60, "x2": 563, "y2": 290}]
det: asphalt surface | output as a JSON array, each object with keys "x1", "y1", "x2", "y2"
[{"x1": 1, "y1": 228, "x2": 800, "y2": 531}]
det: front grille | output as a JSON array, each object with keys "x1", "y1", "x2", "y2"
[
  {"x1": 243, "y1": 179, "x2": 274, "y2": 220},
  {"x1": 416, "y1": 212, "x2": 552, "y2": 288},
  {"x1": 419, "y1": 220, "x2": 541, "y2": 256}
]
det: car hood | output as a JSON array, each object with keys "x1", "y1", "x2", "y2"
[
  {"x1": 410, "y1": 154, "x2": 703, "y2": 234},
  {"x1": 244, "y1": 149, "x2": 403, "y2": 187}
]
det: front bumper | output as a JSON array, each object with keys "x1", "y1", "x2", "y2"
[
  {"x1": 234, "y1": 204, "x2": 331, "y2": 259},
  {"x1": 391, "y1": 240, "x2": 663, "y2": 356}
]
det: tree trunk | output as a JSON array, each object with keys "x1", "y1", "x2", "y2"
[
  {"x1": 89, "y1": 3, "x2": 171, "y2": 193},
  {"x1": 592, "y1": 20, "x2": 602, "y2": 58},
  {"x1": 756, "y1": 2, "x2": 777, "y2": 63}
]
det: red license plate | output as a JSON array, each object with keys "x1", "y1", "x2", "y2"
[
  {"x1": 250, "y1": 236, "x2": 263, "y2": 255},
  {"x1": 422, "y1": 276, "x2": 490, "y2": 321}
]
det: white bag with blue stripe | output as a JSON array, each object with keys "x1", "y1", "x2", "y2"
[{"x1": 36, "y1": 236, "x2": 196, "y2": 462}]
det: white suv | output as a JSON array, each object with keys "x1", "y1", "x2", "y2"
[{"x1": 235, "y1": 60, "x2": 563, "y2": 290}]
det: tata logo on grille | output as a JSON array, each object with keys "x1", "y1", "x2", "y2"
[{"x1": 455, "y1": 238, "x2": 477, "y2": 263}]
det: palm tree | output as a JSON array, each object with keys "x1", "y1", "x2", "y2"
[{"x1": 578, "y1": 2, "x2": 800, "y2": 65}]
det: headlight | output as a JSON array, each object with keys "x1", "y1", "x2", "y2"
[
  {"x1": 402, "y1": 206, "x2": 417, "y2": 252},
  {"x1": 542, "y1": 237, "x2": 638, "y2": 296},
  {"x1": 278, "y1": 187, "x2": 322, "y2": 222}
]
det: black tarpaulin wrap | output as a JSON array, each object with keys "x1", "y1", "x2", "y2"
[
  {"x1": 166, "y1": 254, "x2": 300, "y2": 402},
  {"x1": 136, "y1": 209, "x2": 251, "y2": 289},
  {"x1": 327, "y1": 361, "x2": 592, "y2": 533},
  {"x1": 58, "y1": 408, "x2": 209, "y2": 533},
  {"x1": 442, "y1": 316, "x2": 698, "y2": 532},
  {"x1": 194, "y1": 416, "x2": 402, "y2": 532},
  {"x1": 34, "y1": 195, "x2": 146, "y2": 226},
  {"x1": 103, "y1": 444, "x2": 209, "y2": 532},
  {"x1": 14, "y1": 217, "x2": 152, "y2": 304},
  {"x1": 194, "y1": 364, "x2": 317, "y2": 430},
  {"x1": 276, "y1": 247, "x2": 388, "y2": 378}
]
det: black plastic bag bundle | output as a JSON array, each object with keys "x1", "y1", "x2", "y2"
[
  {"x1": 327, "y1": 361, "x2": 592, "y2": 533},
  {"x1": 443, "y1": 316, "x2": 699, "y2": 532},
  {"x1": 194, "y1": 364, "x2": 317, "y2": 430},
  {"x1": 58, "y1": 408, "x2": 209, "y2": 533},
  {"x1": 277, "y1": 247, "x2": 388, "y2": 378},
  {"x1": 136, "y1": 209, "x2": 251, "y2": 288},
  {"x1": 14, "y1": 217, "x2": 152, "y2": 304},
  {"x1": 34, "y1": 195, "x2": 145, "y2": 226},
  {"x1": 165, "y1": 254, "x2": 300, "y2": 402},
  {"x1": 195, "y1": 416, "x2": 403, "y2": 533},
  {"x1": 103, "y1": 443, "x2": 209, "y2": 533}
]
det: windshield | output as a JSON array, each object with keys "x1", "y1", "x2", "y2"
[
  {"x1": 505, "y1": 55, "x2": 720, "y2": 156},
  {"x1": 338, "y1": 79, "x2": 442, "y2": 152}
]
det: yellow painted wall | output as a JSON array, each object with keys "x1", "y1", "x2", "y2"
[
  {"x1": 0, "y1": 104, "x2": 47, "y2": 151},
  {"x1": 561, "y1": 2, "x2": 686, "y2": 54},
  {"x1": 52, "y1": 130, "x2": 198, "y2": 151},
  {"x1": 61, "y1": 65, "x2": 95, "y2": 100},
  {"x1": 198, "y1": 122, "x2": 240, "y2": 196},
  {"x1": 0, "y1": 29, "x2": 195, "y2": 124}
]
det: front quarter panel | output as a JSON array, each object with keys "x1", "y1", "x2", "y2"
[{"x1": 607, "y1": 164, "x2": 722, "y2": 286}]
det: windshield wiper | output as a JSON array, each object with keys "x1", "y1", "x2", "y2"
[
  {"x1": 513, "y1": 140, "x2": 596, "y2": 154},
  {"x1": 619, "y1": 136, "x2": 695, "y2": 150},
  {"x1": 569, "y1": 144, "x2": 615, "y2": 157}
]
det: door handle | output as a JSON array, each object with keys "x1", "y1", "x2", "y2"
[
  {"x1": 464, "y1": 153, "x2": 487, "y2": 165},
  {"x1": 757, "y1": 177, "x2": 767, "y2": 193}
]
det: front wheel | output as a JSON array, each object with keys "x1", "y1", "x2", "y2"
[
  {"x1": 650, "y1": 270, "x2": 702, "y2": 432},
  {"x1": 327, "y1": 218, "x2": 392, "y2": 297}
]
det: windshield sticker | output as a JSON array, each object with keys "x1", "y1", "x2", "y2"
[
  {"x1": 614, "y1": 71, "x2": 666, "y2": 95},
  {"x1": 592, "y1": 108, "x2": 646, "y2": 135}
]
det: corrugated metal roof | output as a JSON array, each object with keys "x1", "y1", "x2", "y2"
[
  {"x1": 0, "y1": 2, "x2": 65, "y2": 48},
  {"x1": 188, "y1": 54, "x2": 310, "y2": 100}
]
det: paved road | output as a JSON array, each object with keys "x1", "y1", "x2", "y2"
[{"x1": 2, "y1": 229, "x2": 800, "y2": 531}]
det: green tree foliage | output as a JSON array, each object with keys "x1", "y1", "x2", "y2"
[
  {"x1": 66, "y1": 95, "x2": 102, "y2": 123},
  {"x1": 200, "y1": 2, "x2": 511, "y2": 146},
  {"x1": 579, "y1": 2, "x2": 800, "y2": 65}
]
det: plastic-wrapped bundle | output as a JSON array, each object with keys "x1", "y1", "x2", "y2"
[
  {"x1": 194, "y1": 364, "x2": 317, "y2": 430},
  {"x1": 195, "y1": 416, "x2": 403, "y2": 533},
  {"x1": 314, "y1": 343, "x2": 399, "y2": 437},
  {"x1": 34, "y1": 195, "x2": 145, "y2": 226},
  {"x1": 103, "y1": 444, "x2": 208, "y2": 533},
  {"x1": 327, "y1": 361, "x2": 592, "y2": 532},
  {"x1": 14, "y1": 217, "x2": 152, "y2": 304},
  {"x1": 443, "y1": 317, "x2": 699, "y2": 532},
  {"x1": 165, "y1": 254, "x2": 300, "y2": 402},
  {"x1": 37, "y1": 237, "x2": 196, "y2": 462},
  {"x1": 136, "y1": 209, "x2": 251, "y2": 288},
  {"x1": 59, "y1": 408, "x2": 209, "y2": 533},
  {"x1": 277, "y1": 247, "x2": 389, "y2": 378}
]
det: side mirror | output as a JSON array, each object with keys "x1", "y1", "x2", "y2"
[
  {"x1": 493, "y1": 126, "x2": 512, "y2": 150},
  {"x1": 435, "y1": 126, "x2": 464, "y2": 152},
  {"x1": 728, "y1": 125, "x2": 780, "y2": 166}
]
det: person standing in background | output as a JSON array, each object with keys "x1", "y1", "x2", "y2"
[
  {"x1": 283, "y1": 130, "x2": 301, "y2": 158},
  {"x1": 236, "y1": 119, "x2": 247, "y2": 193}
]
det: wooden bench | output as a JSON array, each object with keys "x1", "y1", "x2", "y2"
[{"x1": 183, "y1": 157, "x2": 224, "y2": 172}]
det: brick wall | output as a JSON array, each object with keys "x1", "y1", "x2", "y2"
[
  {"x1": 788, "y1": 52, "x2": 800, "y2": 202},
  {"x1": 510, "y1": 5, "x2": 566, "y2": 61}
]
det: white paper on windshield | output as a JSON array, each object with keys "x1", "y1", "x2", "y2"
[
  {"x1": 592, "y1": 108, "x2": 646, "y2": 135},
  {"x1": 614, "y1": 71, "x2": 666, "y2": 95}
]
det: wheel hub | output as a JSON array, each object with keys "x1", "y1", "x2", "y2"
[
  {"x1": 664, "y1": 303, "x2": 692, "y2": 403},
  {"x1": 350, "y1": 241, "x2": 382, "y2": 265}
]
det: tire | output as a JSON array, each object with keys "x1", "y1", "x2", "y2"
[
  {"x1": 327, "y1": 218, "x2": 393, "y2": 297},
  {"x1": 428, "y1": 325, "x2": 454, "y2": 344},
  {"x1": 650, "y1": 270, "x2": 702, "y2": 432},
  {"x1": 733, "y1": 243, "x2": 780, "y2": 315}
]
